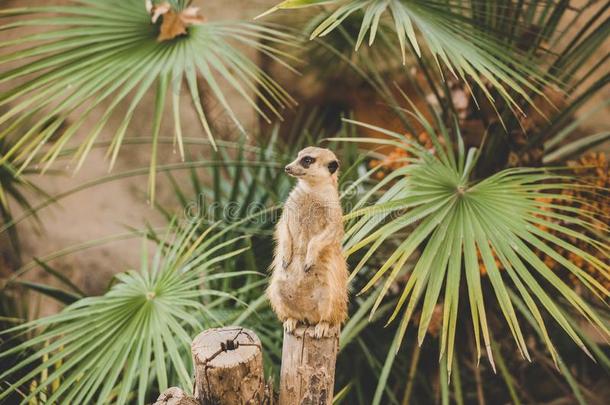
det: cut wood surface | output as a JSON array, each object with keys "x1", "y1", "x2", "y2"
[
  {"x1": 279, "y1": 325, "x2": 340, "y2": 405},
  {"x1": 192, "y1": 327, "x2": 265, "y2": 405}
]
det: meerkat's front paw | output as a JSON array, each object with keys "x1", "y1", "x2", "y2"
[
  {"x1": 313, "y1": 321, "x2": 331, "y2": 338},
  {"x1": 282, "y1": 257, "x2": 291, "y2": 269},
  {"x1": 303, "y1": 256, "x2": 316, "y2": 272},
  {"x1": 283, "y1": 318, "x2": 298, "y2": 334}
]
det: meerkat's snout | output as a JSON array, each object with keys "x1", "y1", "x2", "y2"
[{"x1": 284, "y1": 163, "x2": 303, "y2": 177}]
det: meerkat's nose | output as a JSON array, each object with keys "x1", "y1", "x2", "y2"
[{"x1": 284, "y1": 165, "x2": 291, "y2": 173}]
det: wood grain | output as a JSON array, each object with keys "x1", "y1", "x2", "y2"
[
  {"x1": 279, "y1": 325, "x2": 340, "y2": 405},
  {"x1": 192, "y1": 327, "x2": 265, "y2": 405}
]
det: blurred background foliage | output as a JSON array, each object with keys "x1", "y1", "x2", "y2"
[{"x1": 0, "y1": 0, "x2": 608, "y2": 404}]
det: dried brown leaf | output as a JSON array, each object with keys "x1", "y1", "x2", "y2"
[
  {"x1": 158, "y1": 10, "x2": 187, "y2": 41},
  {"x1": 146, "y1": 1, "x2": 206, "y2": 41}
]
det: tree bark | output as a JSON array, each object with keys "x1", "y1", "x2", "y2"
[
  {"x1": 279, "y1": 325, "x2": 340, "y2": 405},
  {"x1": 192, "y1": 327, "x2": 266, "y2": 405}
]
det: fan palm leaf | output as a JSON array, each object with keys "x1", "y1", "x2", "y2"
[
  {"x1": 335, "y1": 117, "x2": 609, "y2": 380},
  {"x1": 0, "y1": 220, "x2": 255, "y2": 404},
  {"x1": 0, "y1": 0, "x2": 296, "y2": 200},
  {"x1": 260, "y1": 0, "x2": 552, "y2": 115}
]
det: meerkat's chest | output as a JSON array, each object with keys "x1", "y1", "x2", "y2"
[{"x1": 284, "y1": 197, "x2": 333, "y2": 234}]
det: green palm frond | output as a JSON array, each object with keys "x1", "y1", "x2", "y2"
[
  {"x1": 0, "y1": 221, "x2": 255, "y2": 405},
  {"x1": 260, "y1": 0, "x2": 550, "y2": 114},
  {"x1": 335, "y1": 117, "x2": 609, "y2": 380},
  {"x1": 0, "y1": 0, "x2": 296, "y2": 200}
]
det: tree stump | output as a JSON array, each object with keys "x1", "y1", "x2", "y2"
[
  {"x1": 279, "y1": 325, "x2": 340, "y2": 405},
  {"x1": 191, "y1": 327, "x2": 265, "y2": 405},
  {"x1": 153, "y1": 387, "x2": 199, "y2": 405}
]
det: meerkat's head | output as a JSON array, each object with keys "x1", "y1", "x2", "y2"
[{"x1": 284, "y1": 147, "x2": 340, "y2": 186}]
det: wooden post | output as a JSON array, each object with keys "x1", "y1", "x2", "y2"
[
  {"x1": 191, "y1": 327, "x2": 267, "y2": 405},
  {"x1": 279, "y1": 325, "x2": 340, "y2": 405}
]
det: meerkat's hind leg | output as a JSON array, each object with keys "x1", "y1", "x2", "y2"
[
  {"x1": 283, "y1": 318, "x2": 298, "y2": 334},
  {"x1": 313, "y1": 321, "x2": 331, "y2": 338}
]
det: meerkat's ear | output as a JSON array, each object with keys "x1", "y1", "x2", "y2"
[{"x1": 327, "y1": 160, "x2": 339, "y2": 174}]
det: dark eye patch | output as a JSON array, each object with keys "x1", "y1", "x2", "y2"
[
  {"x1": 299, "y1": 156, "x2": 315, "y2": 168},
  {"x1": 327, "y1": 160, "x2": 339, "y2": 174}
]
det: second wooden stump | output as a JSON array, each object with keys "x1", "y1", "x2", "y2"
[
  {"x1": 192, "y1": 327, "x2": 265, "y2": 405},
  {"x1": 279, "y1": 325, "x2": 340, "y2": 405}
]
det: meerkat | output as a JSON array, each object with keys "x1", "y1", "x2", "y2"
[{"x1": 267, "y1": 146, "x2": 348, "y2": 338}]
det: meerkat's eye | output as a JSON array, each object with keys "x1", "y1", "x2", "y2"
[
  {"x1": 327, "y1": 160, "x2": 339, "y2": 174},
  {"x1": 300, "y1": 156, "x2": 315, "y2": 168}
]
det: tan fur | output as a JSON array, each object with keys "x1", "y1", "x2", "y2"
[{"x1": 267, "y1": 147, "x2": 348, "y2": 338}]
